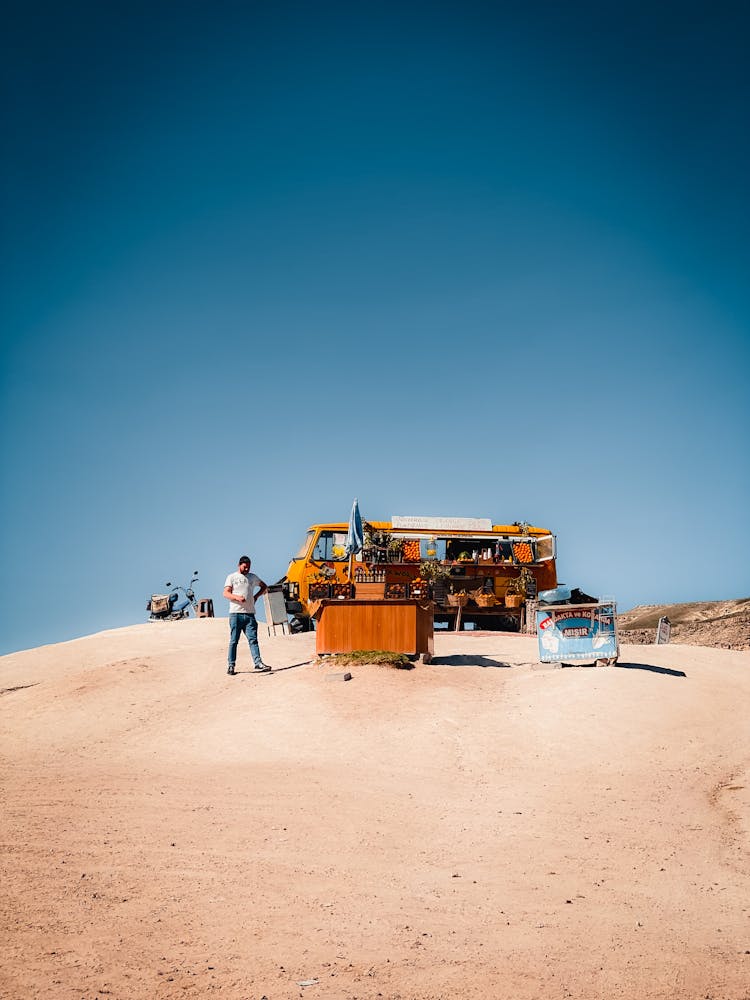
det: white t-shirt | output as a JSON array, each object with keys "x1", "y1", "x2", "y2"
[{"x1": 225, "y1": 571, "x2": 261, "y2": 613}]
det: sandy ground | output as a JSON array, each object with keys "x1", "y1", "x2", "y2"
[{"x1": 2, "y1": 619, "x2": 749, "y2": 1000}]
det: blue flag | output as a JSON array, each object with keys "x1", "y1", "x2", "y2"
[{"x1": 345, "y1": 497, "x2": 364, "y2": 556}]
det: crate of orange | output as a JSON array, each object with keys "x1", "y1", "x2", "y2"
[
  {"x1": 512, "y1": 541, "x2": 534, "y2": 564},
  {"x1": 409, "y1": 577, "x2": 430, "y2": 599},
  {"x1": 401, "y1": 539, "x2": 421, "y2": 562}
]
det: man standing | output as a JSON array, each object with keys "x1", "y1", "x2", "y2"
[{"x1": 223, "y1": 556, "x2": 271, "y2": 675}]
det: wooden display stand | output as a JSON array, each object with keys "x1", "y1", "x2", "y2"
[{"x1": 314, "y1": 599, "x2": 434, "y2": 662}]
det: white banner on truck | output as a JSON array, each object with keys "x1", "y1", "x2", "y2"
[{"x1": 391, "y1": 515, "x2": 493, "y2": 532}]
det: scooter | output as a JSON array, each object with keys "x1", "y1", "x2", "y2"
[{"x1": 147, "y1": 571, "x2": 200, "y2": 621}]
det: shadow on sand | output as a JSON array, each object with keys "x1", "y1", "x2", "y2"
[
  {"x1": 615, "y1": 661, "x2": 687, "y2": 678},
  {"x1": 0, "y1": 683, "x2": 40, "y2": 697},
  {"x1": 430, "y1": 654, "x2": 511, "y2": 668},
  {"x1": 235, "y1": 660, "x2": 312, "y2": 675}
]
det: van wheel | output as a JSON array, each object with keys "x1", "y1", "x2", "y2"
[{"x1": 290, "y1": 616, "x2": 311, "y2": 633}]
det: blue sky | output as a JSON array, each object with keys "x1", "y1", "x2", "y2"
[{"x1": 2, "y1": 1, "x2": 748, "y2": 654}]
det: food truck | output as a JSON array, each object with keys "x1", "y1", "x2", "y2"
[{"x1": 280, "y1": 515, "x2": 558, "y2": 632}]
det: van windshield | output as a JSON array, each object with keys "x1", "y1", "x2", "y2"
[{"x1": 293, "y1": 530, "x2": 314, "y2": 560}]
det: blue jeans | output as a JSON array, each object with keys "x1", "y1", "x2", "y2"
[{"x1": 228, "y1": 613, "x2": 261, "y2": 668}]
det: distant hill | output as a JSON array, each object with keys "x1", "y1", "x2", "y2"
[{"x1": 618, "y1": 598, "x2": 750, "y2": 650}]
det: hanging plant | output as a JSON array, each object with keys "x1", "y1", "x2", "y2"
[{"x1": 420, "y1": 559, "x2": 450, "y2": 583}]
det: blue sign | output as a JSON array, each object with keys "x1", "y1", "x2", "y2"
[{"x1": 536, "y1": 603, "x2": 618, "y2": 662}]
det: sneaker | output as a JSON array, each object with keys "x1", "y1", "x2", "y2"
[
  {"x1": 254, "y1": 662, "x2": 272, "y2": 672},
  {"x1": 227, "y1": 666, "x2": 235, "y2": 675}
]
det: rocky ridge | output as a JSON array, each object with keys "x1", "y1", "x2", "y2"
[{"x1": 617, "y1": 597, "x2": 750, "y2": 650}]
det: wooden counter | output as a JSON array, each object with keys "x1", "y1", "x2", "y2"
[{"x1": 315, "y1": 599, "x2": 434, "y2": 661}]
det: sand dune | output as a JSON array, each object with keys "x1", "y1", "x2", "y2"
[{"x1": 2, "y1": 619, "x2": 749, "y2": 999}]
